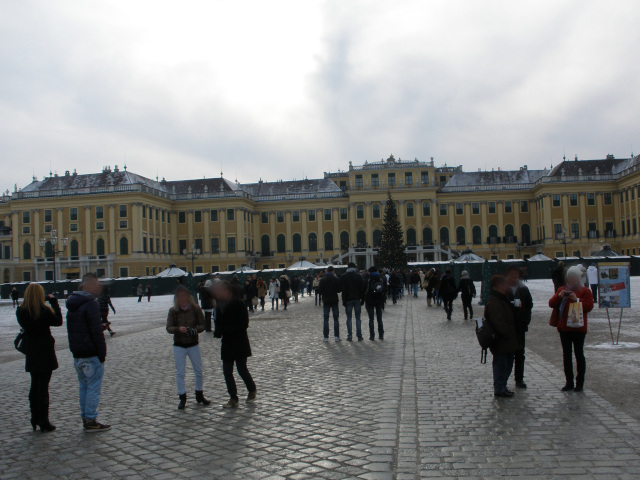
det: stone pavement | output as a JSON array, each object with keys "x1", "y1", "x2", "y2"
[{"x1": 1, "y1": 294, "x2": 640, "y2": 479}]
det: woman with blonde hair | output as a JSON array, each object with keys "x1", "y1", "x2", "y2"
[
  {"x1": 166, "y1": 285, "x2": 209, "y2": 409},
  {"x1": 16, "y1": 284, "x2": 63, "y2": 432}
]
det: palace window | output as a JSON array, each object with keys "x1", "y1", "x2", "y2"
[
  {"x1": 570, "y1": 194, "x2": 578, "y2": 206},
  {"x1": 456, "y1": 203, "x2": 463, "y2": 215},
  {"x1": 552, "y1": 194, "x2": 560, "y2": 207},
  {"x1": 293, "y1": 210, "x2": 300, "y2": 222},
  {"x1": 520, "y1": 201, "x2": 528, "y2": 213},
  {"x1": 194, "y1": 210, "x2": 202, "y2": 223},
  {"x1": 178, "y1": 212, "x2": 186, "y2": 223},
  {"x1": 423, "y1": 202, "x2": 431, "y2": 216},
  {"x1": 227, "y1": 237, "x2": 236, "y2": 254},
  {"x1": 604, "y1": 193, "x2": 612, "y2": 205},
  {"x1": 211, "y1": 238, "x2": 219, "y2": 254},
  {"x1": 44, "y1": 224, "x2": 52, "y2": 233},
  {"x1": 23, "y1": 226, "x2": 30, "y2": 234},
  {"x1": 70, "y1": 208, "x2": 78, "y2": 221},
  {"x1": 227, "y1": 209, "x2": 234, "y2": 221},
  {"x1": 308, "y1": 210, "x2": 316, "y2": 221},
  {"x1": 261, "y1": 212, "x2": 269, "y2": 223},
  {"x1": 421, "y1": 171, "x2": 429, "y2": 184},
  {"x1": 96, "y1": 206, "x2": 103, "y2": 219},
  {"x1": 371, "y1": 174, "x2": 379, "y2": 187},
  {"x1": 406, "y1": 203, "x2": 414, "y2": 217},
  {"x1": 356, "y1": 205, "x2": 364, "y2": 219},
  {"x1": 373, "y1": 204, "x2": 381, "y2": 218},
  {"x1": 472, "y1": 203, "x2": 479, "y2": 215},
  {"x1": 119, "y1": 220, "x2": 127, "y2": 229},
  {"x1": 96, "y1": 222, "x2": 104, "y2": 230},
  {"x1": 587, "y1": 193, "x2": 595, "y2": 206},
  {"x1": 355, "y1": 175, "x2": 363, "y2": 188},
  {"x1": 210, "y1": 209, "x2": 218, "y2": 221},
  {"x1": 488, "y1": 202, "x2": 496, "y2": 214},
  {"x1": 340, "y1": 208, "x2": 347, "y2": 220},
  {"x1": 119, "y1": 205, "x2": 127, "y2": 218},
  {"x1": 324, "y1": 209, "x2": 331, "y2": 221},
  {"x1": 44, "y1": 209, "x2": 52, "y2": 222},
  {"x1": 504, "y1": 201, "x2": 512, "y2": 213},
  {"x1": 388, "y1": 173, "x2": 396, "y2": 186},
  {"x1": 277, "y1": 211, "x2": 284, "y2": 223},
  {"x1": 70, "y1": 223, "x2": 78, "y2": 232},
  {"x1": 571, "y1": 223, "x2": 580, "y2": 239},
  {"x1": 405, "y1": 172, "x2": 413, "y2": 186},
  {"x1": 440, "y1": 204, "x2": 447, "y2": 216}
]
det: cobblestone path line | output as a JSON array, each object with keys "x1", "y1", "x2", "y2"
[{"x1": 1, "y1": 296, "x2": 639, "y2": 479}]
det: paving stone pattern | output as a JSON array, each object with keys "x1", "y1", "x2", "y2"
[{"x1": 1, "y1": 295, "x2": 639, "y2": 479}]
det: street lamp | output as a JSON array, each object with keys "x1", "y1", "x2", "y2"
[
  {"x1": 183, "y1": 243, "x2": 201, "y2": 274},
  {"x1": 556, "y1": 229, "x2": 573, "y2": 258},
  {"x1": 39, "y1": 229, "x2": 68, "y2": 289}
]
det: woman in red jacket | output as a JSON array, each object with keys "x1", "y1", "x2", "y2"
[{"x1": 548, "y1": 266, "x2": 594, "y2": 392}]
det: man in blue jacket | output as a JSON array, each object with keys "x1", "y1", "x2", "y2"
[{"x1": 67, "y1": 273, "x2": 111, "y2": 432}]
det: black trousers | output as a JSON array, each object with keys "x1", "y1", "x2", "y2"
[
  {"x1": 223, "y1": 358, "x2": 256, "y2": 401},
  {"x1": 461, "y1": 297, "x2": 473, "y2": 319},
  {"x1": 29, "y1": 371, "x2": 52, "y2": 426},
  {"x1": 204, "y1": 311, "x2": 212, "y2": 332},
  {"x1": 560, "y1": 331, "x2": 586, "y2": 386},
  {"x1": 590, "y1": 284, "x2": 598, "y2": 302},
  {"x1": 443, "y1": 299, "x2": 453, "y2": 319},
  {"x1": 514, "y1": 329, "x2": 526, "y2": 382}
]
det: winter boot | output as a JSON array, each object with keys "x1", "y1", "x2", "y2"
[
  {"x1": 427, "y1": 297, "x2": 432, "y2": 307},
  {"x1": 178, "y1": 393, "x2": 187, "y2": 410},
  {"x1": 195, "y1": 391, "x2": 211, "y2": 405}
]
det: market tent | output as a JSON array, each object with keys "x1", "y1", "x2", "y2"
[
  {"x1": 287, "y1": 260, "x2": 320, "y2": 270},
  {"x1": 528, "y1": 252, "x2": 552, "y2": 261},
  {"x1": 591, "y1": 244, "x2": 622, "y2": 257},
  {"x1": 156, "y1": 265, "x2": 187, "y2": 277},
  {"x1": 232, "y1": 266, "x2": 260, "y2": 274},
  {"x1": 454, "y1": 252, "x2": 484, "y2": 262}
]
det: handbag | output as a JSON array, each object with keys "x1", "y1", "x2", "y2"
[
  {"x1": 14, "y1": 329, "x2": 27, "y2": 354},
  {"x1": 566, "y1": 300, "x2": 584, "y2": 328},
  {"x1": 549, "y1": 308, "x2": 559, "y2": 327},
  {"x1": 251, "y1": 297, "x2": 259, "y2": 307}
]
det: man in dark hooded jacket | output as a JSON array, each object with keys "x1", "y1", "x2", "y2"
[{"x1": 66, "y1": 273, "x2": 110, "y2": 432}]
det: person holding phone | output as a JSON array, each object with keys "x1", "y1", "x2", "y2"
[
  {"x1": 16, "y1": 284, "x2": 63, "y2": 432},
  {"x1": 506, "y1": 266, "x2": 533, "y2": 389}
]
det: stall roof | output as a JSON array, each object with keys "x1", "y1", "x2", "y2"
[{"x1": 156, "y1": 266, "x2": 187, "y2": 277}]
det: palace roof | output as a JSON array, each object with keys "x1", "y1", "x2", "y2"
[
  {"x1": 21, "y1": 169, "x2": 163, "y2": 192},
  {"x1": 442, "y1": 168, "x2": 546, "y2": 191},
  {"x1": 548, "y1": 155, "x2": 637, "y2": 177},
  {"x1": 242, "y1": 178, "x2": 343, "y2": 198}
]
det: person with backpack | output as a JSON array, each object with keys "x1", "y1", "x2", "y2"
[
  {"x1": 483, "y1": 275, "x2": 518, "y2": 398},
  {"x1": 388, "y1": 270, "x2": 402, "y2": 304},
  {"x1": 505, "y1": 266, "x2": 533, "y2": 389},
  {"x1": 365, "y1": 267, "x2": 387, "y2": 341},
  {"x1": 548, "y1": 266, "x2": 594, "y2": 392},
  {"x1": 340, "y1": 262, "x2": 365, "y2": 341},
  {"x1": 16, "y1": 284, "x2": 63, "y2": 432},
  {"x1": 439, "y1": 269, "x2": 458, "y2": 321},
  {"x1": 409, "y1": 270, "x2": 421, "y2": 298},
  {"x1": 457, "y1": 270, "x2": 476, "y2": 320},
  {"x1": 319, "y1": 266, "x2": 342, "y2": 341}
]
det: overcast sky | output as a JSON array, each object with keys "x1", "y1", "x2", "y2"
[{"x1": 1, "y1": 0, "x2": 639, "y2": 192}]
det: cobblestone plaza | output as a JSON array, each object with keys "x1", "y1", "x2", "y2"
[{"x1": 1, "y1": 291, "x2": 640, "y2": 479}]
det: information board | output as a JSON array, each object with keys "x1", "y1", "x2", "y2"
[{"x1": 598, "y1": 262, "x2": 631, "y2": 309}]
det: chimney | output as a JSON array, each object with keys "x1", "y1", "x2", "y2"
[
  {"x1": 114, "y1": 165, "x2": 119, "y2": 172},
  {"x1": 65, "y1": 170, "x2": 70, "y2": 176}
]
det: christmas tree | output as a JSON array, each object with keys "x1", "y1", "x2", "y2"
[{"x1": 378, "y1": 192, "x2": 407, "y2": 269}]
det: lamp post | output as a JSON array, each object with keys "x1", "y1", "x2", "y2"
[
  {"x1": 556, "y1": 228, "x2": 573, "y2": 258},
  {"x1": 183, "y1": 243, "x2": 201, "y2": 274},
  {"x1": 39, "y1": 229, "x2": 68, "y2": 289}
]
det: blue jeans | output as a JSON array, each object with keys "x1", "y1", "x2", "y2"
[
  {"x1": 344, "y1": 300, "x2": 362, "y2": 339},
  {"x1": 173, "y1": 345, "x2": 203, "y2": 395},
  {"x1": 74, "y1": 357, "x2": 104, "y2": 420},
  {"x1": 323, "y1": 303, "x2": 340, "y2": 338},
  {"x1": 492, "y1": 353, "x2": 515, "y2": 394},
  {"x1": 411, "y1": 284, "x2": 419, "y2": 297}
]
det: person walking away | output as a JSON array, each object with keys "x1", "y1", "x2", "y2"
[
  {"x1": 424, "y1": 269, "x2": 436, "y2": 307},
  {"x1": 11, "y1": 287, "x2": 20, "y2": 308},
  {"x1": 457, "y1": 270, "x2": 476, "y2": 320},
  {"x1": 522, "y1": 265, "x2": 528, "y2": 282},
  {"x1": 291, "y1": 275, "x2": 300, "y2": 302},
  {"x1": 505, "y1": 266, "x2": 533, "y2": 389},
  {"x1": 409, "y1": 270, "x2": 421, "y2": 298},
  {"x1": 548, "y1": 266, "x2": 594, "y2": 392},
  {"x1": 389, "y1": 271, "x2": 402, "y2": 304},
  {"x1": 313, "y1": 275, "x2": 322, "y2": 306},
  {"x1": 319, "y1": 266, "x2": 342, "y2": 342},
  {"x1": 365, "y1": 267, "x2": 387, "y2": 340},
  {"x1": 432, "y1": 270, "x2": 442, "y2": 306},
  {"x1": 552, "y1": 261, "x2": 566, "y2": 293},
  {"x1": 242, "y1": 279, "x2": 257, "y2": 313},
  {"x1": 136, "y1": 283, "x2": 144, "y2": 302},
  {"x1": 340, "y1": 262, "x2": 365, "y2": 341},
  {"x1": 66, "y1": 273, "x2": 111, "y2": 431},
  {"x1": 166, "y1": 285, "x2": 210, "y2": 409},
  {"x1": 279, "y1": 275, "x2": 291, "y2": 310},
  {"x1": 586, "y1": 265, "x2": 598, "y2": 302},
  {"x1": 306, "y1": 274, "x2": 313, "y2": 296},
  {"x1": 16, "y1": 284, "x2": 63, "y2": 432},
  {"x1": 483, "y1": 275, "x2": 518, "y2": 398},
  {"x1": 439, "y1": 269, "x2": 458, "y2": 321},
  {"x1": 256, "y1": 278, "x2": 267, "y2": 310},
  {"x1": 419, "y1": 269, "x2": 426, "y2": 291},
  {"x1": 199, "y1": 280, "x2": 215, "y2": 332},
  {"x1": 268, "y1": 277, "x2": 280, "y2": 310},
  {"x1": 145, "y1": 283, "x2": 152, "y2": 302},
  {"x1": 98, "y1": 286, "x2": 117, "y2": 336},
  {"x1": 213, "y1": 281, "x2": 257, "y2": 408}
]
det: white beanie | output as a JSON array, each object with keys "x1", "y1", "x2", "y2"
[{"x1": 566, "y1": 266, "x2": 583, "y2": 281}]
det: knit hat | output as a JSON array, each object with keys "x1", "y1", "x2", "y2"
[
  {"x1": 566, "y1": 266, "x2": 583, "y2": 281},
  {"x1": 204, "y1": 280, "x2": 212, "y2": 287},
  {"x1": 461, "y1": 270, "x2": 469, "y2": 279}
]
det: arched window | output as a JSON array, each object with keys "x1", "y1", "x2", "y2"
[
  {"x1": 440, "y1": 227, "x2": 449, "y2": 246},
  {"x1": 472, "y1": 226, "x2": 482, "y2": 245},
  {"x1": 119, "y1": 237, "x2": 129, "y2": 255},
  {"x1": 489, "y1": 225, "x2": 498, "y2": 242},
  {"x1": 96, "y1": 238, "x2": 105, "y2": 256},
  {"x1": 373, "y1": 229, "x2": 382, "y2": 248},
  {"x1": 324, "y1": 232, "x2": 333, "y2": 250},
  {"x1": 521, "y1": 224, "x2": 531, "y2": 244},
  {"x1": 340, "y1": 231, "x2": 349, "y2": 250},
  {"x1": 407, "y1": 228, "x2": 416, "y2": 246},
  {"x1": 261, "y1": 235, "x2": 270, "y2": 256},
  {"x1": 308, "y1": 233, "x2": 317, "y2": 252},
  {"x1": 422, "y1": 227, "x2": 433, "y2": 245},
  {"x1": 276, "y1": 234, "x2": 286, "y2": 253},
  {"x1": 356, "y1": 230, "x2": 366, "y2": 247},
  {"x1": 23, "y1": 242, "x2": 31, "y2": 260},
  {"x1": 505, "y1": 224, "x2": 515, "y2": 242},
  {"x1": 456, "y1": 226, "x2": 466, "y2": 245},
  {"x1": 70, "y1": 239, "x2": 79, "y2": 259},
  {"x1": 292, "y1": 233, "x2": 301, "y2": 252}
]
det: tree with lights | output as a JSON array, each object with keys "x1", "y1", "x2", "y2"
[{"x1": 378, "y1": 192, "x2": 407, "y2": 269}]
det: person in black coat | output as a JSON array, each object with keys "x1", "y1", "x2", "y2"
[
  {"x1": 457, "y1": 270, "x2": 476, "y2": 320},
  {"x1": 364, "y1": 267, "x2": 387, "y2": 340},
  {"x1": 11, "y1": 287, "x2": 19, "y2": 308},
  {"x1": 279, "y1": 275, "x2": 291, "y2": 310},
  {"x1": 340, "y1": 262, "x2": 365, "y2": 341},
  {"x1": 506, "y1": 266, "x2": 534, "y2": 389},
  {"x1": 439, "y1": 269, "x2": 458, "y2": 321},
  {"x1": 16, "y1": 283, "x2": 63, "y2": 432},
  {"x1": 242, "y1": 279, "x2": 257, "y2": 313},
  {"x1": 319, "y1": 266, "x2": 343, "y2": 341},
  {"x1": 213, "y1": 280, "x2": 257, "y2": 408},
  {"x1": 98, "y1": 286, "x2": 117, "y2": 336}
]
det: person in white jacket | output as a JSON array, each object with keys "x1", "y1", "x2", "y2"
[
  {"x1": 268, "y1": 277, "x2": 280, "y2": 310},
  {"x1": 586, "y1": 265, "x2": 598, "y2": 302}
]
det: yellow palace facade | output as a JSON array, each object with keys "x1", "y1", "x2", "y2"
[{"x1": 0, "y1": 153, "x2": 639, "y2": 282}]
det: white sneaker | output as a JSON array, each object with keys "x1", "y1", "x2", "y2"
[
  {"x1": 335, "y1": 336, "x2": 341, "y2": 342},
  {"x1": 323, "y1": 337, "x2": 329, "y2": 342}
]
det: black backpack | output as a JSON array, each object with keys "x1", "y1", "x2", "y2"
[
  {"x1": 475, "y1": 318, "x2": 496, "y2": 364},
  {"x1": 368, "y1": 278, "x2": 385, "y2": 299}
]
